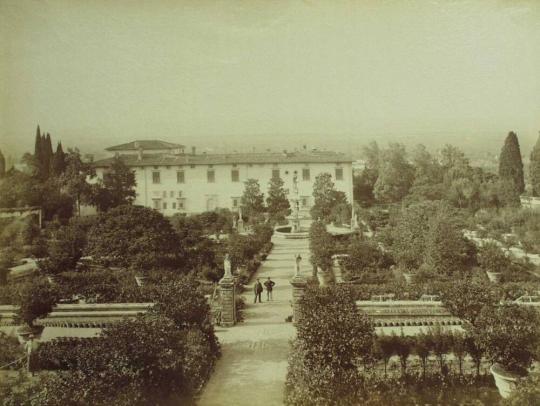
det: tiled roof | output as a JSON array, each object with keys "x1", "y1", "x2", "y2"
[
  {"x1": 105, "y1": 140, "x2": 185, "y2": 151},
  {"x1": 93, "y1": 151, "x2": 352, "y2": 167}
]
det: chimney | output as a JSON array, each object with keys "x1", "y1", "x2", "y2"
[{"x1": 192, "y1": 146, "x2": 196, "y2": 155}]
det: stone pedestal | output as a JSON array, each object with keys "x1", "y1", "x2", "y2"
[
  {"x1": 290, "y1": 275, "x2": 307, "y2": 325},
  {"x1": 219, "y1": 276, "x2": 236, "y2": 327}
]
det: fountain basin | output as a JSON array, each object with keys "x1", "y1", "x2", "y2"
[{"x1": 274, "y1": 225, "x2": 309, "y2": 239}]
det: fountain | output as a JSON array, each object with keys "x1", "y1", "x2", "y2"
[{"x1": 274, "y1": 173, "x2": 309, "y2": 239}]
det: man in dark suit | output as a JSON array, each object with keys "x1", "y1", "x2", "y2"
[
  {"x1": 254, "y1": 279, "x2": 263, "y2": 303},
  {"x1": 264, "y1": 277, "x2": 276, "y2": 301}
]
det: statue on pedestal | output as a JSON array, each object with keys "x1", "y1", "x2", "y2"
[
  {"x1": 223, "y1": 254, "x2": 232, "y2": 278},
  {"x1": 237, "y1": 207, "x2": 245, "y2": 233},
  {"x1": 294, "y1": 253, "x2": 302, "y2": 277}
]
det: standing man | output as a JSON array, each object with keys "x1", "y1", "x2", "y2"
[
  {"x1": 254, "y1": 278, "x2": 263, "y2": 303},
  {"x1": 264, "y1": 277, "x2": 275, "y2": 301}
]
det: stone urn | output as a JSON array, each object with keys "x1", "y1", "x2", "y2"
[
  {"x1": 317, "y1": 267, "x2": 335, "y2": 287},
  {"x1": 490, "y1": 364, "x2": 523, "y2": 399},
  {"x1": 331, "y1": 254, "x2": 349, "y2": 284},
  {"x1": 486, "y1": 271, "x2": 502, "y2": 283}
]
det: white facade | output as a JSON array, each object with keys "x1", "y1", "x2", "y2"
[{"x1": 94, "y1": 144, "x2": 353, "y2": 216}]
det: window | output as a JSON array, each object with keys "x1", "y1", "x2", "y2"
[
  {"x1": 178, "y1": 199, "x2": 185, "y2": 210},
  {"x1": 172, "y1": 202, "x2": 176, "y2": 209},
  {"x1": 335, "y1": 167, "x2": 343, "y2": 181},
  {"x1": 272, "y1": 169, "x2": 280, "y2": 179},
  {"x1": 162, "y1": 191, "x2": 167, "y2": 198},
  {"x1": 301, "y1": 196, "x2": 310, "y2": 208},
  {"x1": 169, "y1": 191, "x2": 174, "y2": 198},
  {"x1": 152, "y1": 171, "x2": 160, "y2": 184},
  {"x1": 302, "y1": 168, "x2": 310, "y2": 181},
  {"x1": 177, "y1": 171, "x2": 184, "y2": 183},
  {"x1": 190, "y1": 164, "x2": 195, "y2": 169},
  {"x1": 152, "y1": 199, "x2": 161, "y2": 210},
  {"x1": 162, "y1": 202, "x2": 167, "y2": 210},
  {"x1": 178, "y1": 191, "x2": 183, "y2": 197},
  {"x1": 207, "y1": 170, "x2": 215, "y2": 183},
  {"x1": 231, "y1": 169, "x2": 239, "y2": 182},
  {"x1": 232, "y1": 197, "x2": 240, "y2": 208}
]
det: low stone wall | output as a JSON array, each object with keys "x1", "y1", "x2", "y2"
[{"x1": 356, "y1": 300, "x2": 462, "y2": 327}]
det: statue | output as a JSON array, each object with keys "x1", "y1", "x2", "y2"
[
  {"x1": 292, "y1": 173, "x2": 299, "y2": 196},
  {"x1": 294, "y1": 254, "x2": 302, "y2": 277},
  {"x1": 223, "y1": 254, "x2": 232, "y2": 278},
  {"x1": 237, "y1": 207, "x2": 245, "y2": 233},
  {"x1": 232, "y1": 215, "x2": 238, "y2": 230}
]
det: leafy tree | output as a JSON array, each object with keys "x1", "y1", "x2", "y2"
[
  {"x1": 266, "y1": 175, "x2": 290, "y2": 224},
  {"x1": 376, "y1": 334, "x2": 395, "y2": 377},
  {"x1": 451, "y1": 330, "x2": 467, "y2": 375},
  {"x1": 499, "y1": 131, "x2": 525, "y2": 194},
  {"x1": 91, "y1": 155, "x2": 135, "y2": 212},
  {"x1": 353, "y1": 141, "x2": 380, "y2": 207},
  {"x1": 0, "y1": 149, "x2": 5, "y2": 178},
  {"x1": 423, "y1": 209, "x2": 477, "y2": 276},
  {"x1": 464, "y1": 333, "x2": 485, "y2": 377},
  {"x1": 240, "y1": 178, "x2": 265, "y2": 221},
  {"x1": 85, "y1": 205, "x2": 184, "y2": 272},
  {"x1": 414, "y1": 331, "x2": 432, "y2": 379},
  {"x1": 0, "y1": 169, "x2": 42, "y2": 208},
  {"x1": 309, "y1": 220, "x2": 334, "y2": 273},
  {"x1": 373, "y1": 143, "x2": 414, "y2": 203},
  {"x1": 310, "y1": 172, "x2": 347, "y2": 221},
  {"x1": 52, "y1": 141, "x2": 67, "y2": 176},
  {"x1": 471, "y1": 304, "x2": 539, "y2": 374},
  {"x1": 285, "y1": 285, "x2": 373, "y2": 405},
  {"x1": 14, "y1": 279, "x2": 58, "y2": 326},
  {"x1": 530, "y1": 134, "x2": 540, "y2": 197},
  {"x1": 39, "y1": 218, "x2": 89, "y2": 275},
  {"x1": 428, "y1": 326, "x2": 452, "y2": 375},
  {"x1": 342, "y1": 239, "x2": 393, "y2": 281},
  {"x1": 440, "y1": 279, "x2": 497, "y2": 326},
  {"x1": 477, "y1": 242, "x2": 511, "y2": 274},
  {"x1": 59, "y1": 148, "x2": 95, "y2": 215},
  {"x1": 393, "y1": 332, "x2": 412, "y2": 376},
  {"x1": 505, "y1": 374, "x2": 540, "y2": 406}
]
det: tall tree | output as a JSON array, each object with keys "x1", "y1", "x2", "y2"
[
  {"x1": 90, "y1": 156, "x2": 136, "y2": 212},
  {"x1": 32, "y1": 125, "x2": 43, "y2": 178},
  {"x1": 41, "y1": 133, "x2": 54, "y2": 179},
  {"x1": 60, "y1": 149, "x2": 95, "y2": 215},
  {"x1": 373, "y1": 143, "x2": 414, "y2": 203},
  {"x1": 52, "y1": 142, "x2": 67, "y2": 176},
  {"x1": 499, "y1": 131, "x2": 525, "y2": 194},
  {"x1": 266, "y1": 176, "x2": 290, "y2": 224},
  {"x1": 240, "y1": 178, "x2": 265, "y2": 221},
  {"x1": 310, "y1": 172, "x2": 347, "y2": 221},
  {"x1": 0, "y1": 149, "x2": 5, "y2": 178},
  {"x1": 530, "y1": 133, "x2": 540, "y2": 197}
]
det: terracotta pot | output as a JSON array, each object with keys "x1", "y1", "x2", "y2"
[
  {"x1": 490, "y1": 363, "x2": 523, "y2": 399},
  {"x1": 135, "y1": 275, "x2": 148, "y2": 287},
  {"x1": 486, "y1": 271, "x2": 502, "y2": 283}
]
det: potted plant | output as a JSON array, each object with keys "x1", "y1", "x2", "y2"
[
  {"x1": 471, "y1": 304, "x2": 540, "y2": 398},
  {"x1": 316, "y1": 266, "x2": 335, "y2": 287},
  {"x1": 14, "y1": 279, "x2": 57, "y2": 341}
]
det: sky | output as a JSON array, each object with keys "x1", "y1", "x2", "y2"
[{"x1": 1, "y1": 0, "x2": 539, "y2": 160}]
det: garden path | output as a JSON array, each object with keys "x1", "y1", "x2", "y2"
[{"x1": 197, "y1": 237, "x2": 310, "y2": 406}]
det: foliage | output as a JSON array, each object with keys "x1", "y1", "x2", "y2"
[
  {"x1": 373, "y1": 143, "x2": 414, "y2": 203},
  {"x1": 504, "y1": 374, "x2": 540, "y2": 406},
  {"x1": 13, "y1": 278, "x2": 58, "y2": 326},
  {"x1": 59, "y1": 148, "x2": 95, "y2": 214},
  {"x1": 38, "y1": 218, "x2": 91, "y2": 275},
  {"x1": 310, "y1": 172, "x2": 347, "y2": 222},
  {"x1": 240, "y1": 178, "x2": 265, "y2": 220},
  {"x1": 308, "y1": 220, "x2": 334, "y2": 272},
  {"x1": 530, "y1": 134, "x2": 540, "y2": 197},
  {"x1": 266, "y1": 175, "x2": 291, "y2": 224},
  {"x1": 470, "y1": 304, "x2": 540, "y2": 374},
  {"x1": 440, "y1": 279, "x2": 498, "y2": 326},
  {"x1": 90, "y1": 155, "x2": 136, "y2": 212},
  {"x1": 498, "y1": 131, "x2": 525, "y2": 195},
  {"x1": 0, "y1": 332, "x2": 24, "y2": 368},
  {"x1": 342, "y1": 238, "x2": 393, "y2": 281},
  {"x1": 85, "y1": 205, "x2": 185, "y2": 272},
  {"x1": 285, "y1": 285, "x2": 374, "y2": 405}
]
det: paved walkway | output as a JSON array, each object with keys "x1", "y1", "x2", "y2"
[{"x1": 198, "y1": 237, "x2": 310, "y2": 406}]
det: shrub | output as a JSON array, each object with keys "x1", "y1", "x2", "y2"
[
  {"x1": 285, "y1": 285, "x2": 374, "y2": 405},
  {"x1": 0, "y1": 332, "x2": 24, "y2": 369},
  {"x1": 470, "y1": 304, "x2": 540, "y2": 375},
  {"x1": 13, "y1": 278, "x2": 58, "y2": 326}
]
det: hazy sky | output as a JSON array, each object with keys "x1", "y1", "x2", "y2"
[{"x1": 1, "y1": 0, "x2": 539, "y2": 158}]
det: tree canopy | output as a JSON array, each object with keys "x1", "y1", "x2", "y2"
[
  {"x1": 498, "y1": 131, "x2": 525, "y2": 195},
  {"x1": 266, "y1": 176, "x2": 290, "y2": 224}
]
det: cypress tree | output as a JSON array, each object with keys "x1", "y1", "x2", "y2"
[
  {"x1": 498, "y1": 131, "x2": 525, "y2": 194},
  {"x1": 42, "y1": 133, "x2": 53, "y2": 179},
  {"x1": 530, "y1": 133, "x2": 540, "y2": 197},
  {"x1": 33, "y1": 125, "x2": 43, "y2": 178},
  {"x1": 52, "y1": 142, "x2": 66, "y2": 176},
  {"x1": 0, "y1": 149, "x2": 5, "y2": 178}
]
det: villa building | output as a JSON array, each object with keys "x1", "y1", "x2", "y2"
[{"x1": 92, "y1": 140, "x2": 354, "y2": 216}]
